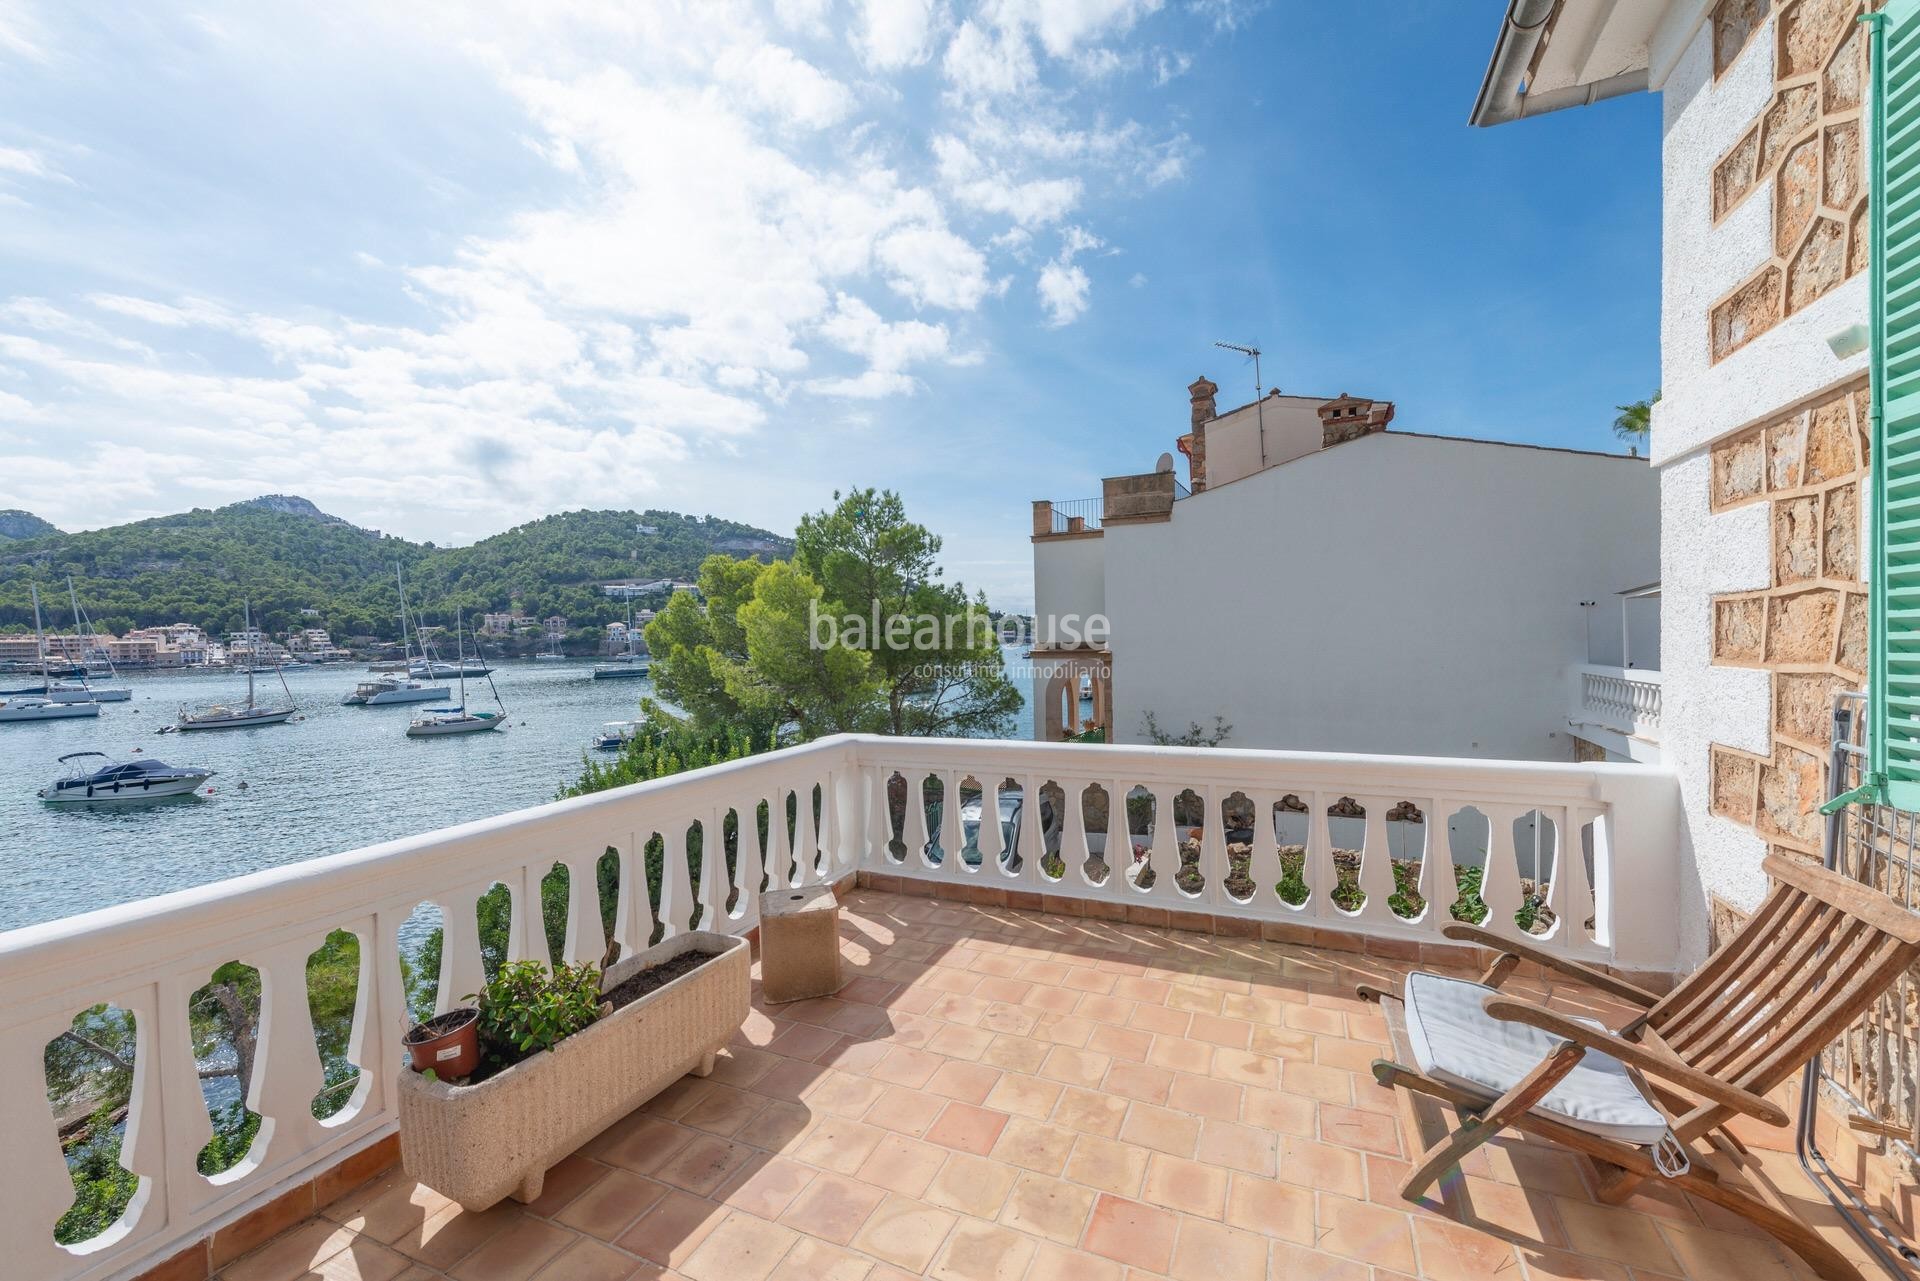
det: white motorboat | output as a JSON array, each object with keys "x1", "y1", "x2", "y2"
[
  {"x1": 43, "y1": 680, "x2": 131, "y2": 704},
  {"x1": 177, "y1": 601, "x2": 295, "y2": 731},
  {"x1": 0, "y1": 697, "x2": 101, "y2": 722},
  {"x1": 40, "y1": 751, "x2": 212, "y2": 802},
  {"x1": 347, "y1": 565, "x2": 451, "y2": 705},
  {"x1": 411, "y1": 659, "x2": 492, "y2": 680},
  {"x1": 591, "y1": 720, "x2": 641, "y2": 751},
  {"x1": 405, "y1": 610, "x2": 507, "y2": 737},
  {"x1": 3, "y1": 586, "x2": 104, "y2": 724}
]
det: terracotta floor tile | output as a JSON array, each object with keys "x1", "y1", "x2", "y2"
[
  {"x1": 735, "y1": 1100, "x2": 813, "y2": 1153},
  {"x1": 927, "y1": 1219, "x2": 1039, "y2": 1281},
  {"x1": 1105, "y1": 1061, "x2": 1174, "y2": 1105},
  {"x1": 1266, "y1": 1240, "x2": 1372, "y2": 1280},
  {"x1": 985, "y1": 1072, "x2": 1063, "y2": 1119},
  {"x1": 527, "y1": 1156, "x2": 611, "y2": 1218},
  {"x1": 793, "y1": 1116, "x2": 886, "y2": 1174},
  {"x1": 855, "y1": 1133, "x2": 947, "y2": 1198},
  {"x1": 999, "y1": 1171, "x2": 1096, "y2": 1244},
  {"x1": 1196, "y1": 1119, "x2": 1277, "y2": 1177},
  {"x1": 981, "y1": 1033, "x2": 1051, "y2": 1073},
  {"x1": 1147, "y1": 1036, "x2": 1215, "y2": 1075},
  {"x1": 870, "y1": 1045, "x2": 944, "y2": 1088},
  {"x1": 1209, "y1": 1049, "x2": 1281, "y2": 1090},
  {"x1": 1313, "y1": 1193, "x2": 1417, "y2": 1273},
  {"x1": 555, "y1": 1170, "x2": 670, "y2": 1240},
  {"x1": 1318, "y1": 1103, "x2": 1401, "y2": 1158},
  {"x1": 1168, "y1": 1073, "x2": 1243, "y2": 1121},
  {"x1": 1119, "y1": 1103, "x2": 1201, "y2": 1157},
  {"x1": 1041, "y1": 1045, "x2": 1113, "y2": 1084},
  {"x1": 1552, "y1": 1198, "x2": 1681, "y2": 1274},
  {"x1": 1223, "y1": 1173, "x2": 1314, "y2": 1245},
  {"x1": 220, "y1": 1219, "x2": 358, "y2": 1281},
  {"x1": 925, "y1": 1152, "x2": 1022, "y2": 1218},
  {"x1": 1410, "y1": 1215, "x2": 1525, "y2": 1281},
  {"x1": 1144, "y1": 1154, "x2": 1229, "y2": 1219},
  {"x1": 615, "y1": 1191, "x2": 727, "y2": 1268},
  {"x1": 1280, "y1": 1061, "x2": 1354, "y2": 1106},
  {"x1": 678, "y1": 1209, "x2": 799, "y2": 1281},
  {"x1": 1512, "y1": 1244, "x2": 1636, "y2": 1280},
  {"x1": 1276, "y1": 1136, "x2": 1365, "y2": 1198},
  {"x1": 1129, "y1": 1002, "x2": 1191, "y2": 1036},
  {"x1": 323, "y1": 1178, "x2": 450, "y2": 1245},
  {"x1": 1168, "y1": 1218, "x2": 1269, "y2": 1281},
  {"x1": 679, "y1": 1084, "x2": 766, "y2": 1138},
  {"x1": 766, "y1": 1236, "x2": 873, "y2": 1281},
  {"x1": 651, "y1": 1135, "x2": 754, "y2": 1197},
  {"x1": 1241, "y1": 1088, "x2": 1317, "y2": 1138},
  {"x1": 1655, "y1": 1217, "x2": 1806, "y2": 1281},
  {"x1": 990, "y1": 1117, "x2": 1078, "y2": 1174},
  {"x1": 393, "y1": 1201, "x2": 522, "y2": 1270},
  {"x1": 777, "y1": 1172, "x2": 885, "y2": 1245},
  {"x1": 928, "y1": 1023, "x2": 998, "y2": 1060},
  {"x1": 311, "y1": 1237, "x2": 413, "y2": 1281},
  {"x1": 530, "y1": 1236, "x2": 646, "y2": 1281},
  {"x1": 1064, "y1": 1134, "x2": 1150, "y2": 1199},
  {"x1": 717, "y1": 1155, "x2": 814, "y2": 1221},
  {"x1": 926, "y1": 1101, "x2": 1010, "y2": 1155},
  {"x1": 927, "y1": 1059, "x2": 1002, "y2": 1103},
  {"x1": 1054, "y1": 1086, "x2": 1130, "y2": 1137},
  {"x1": 447, "y1": 1216, "x2": 574, "y2": 1281},
  {"x1": 593, "y1": 1116, "x2": 696, "y2": 1176},
  {"x1": 850, "y1": 1195, "x2": 959, "y2": 1272},
  {"x1": 1083, "y1": 1194, "x2": 1178, "y2": 1273}
]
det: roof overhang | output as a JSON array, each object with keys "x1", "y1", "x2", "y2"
[{"x1": 1470, "y1": 0, "x2": 1677, "y2": 127}]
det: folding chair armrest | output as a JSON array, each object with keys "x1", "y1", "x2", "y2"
[
  {"x1": 1480, "y1": 995, "x2": 1788, "y2": 1127},
  {"x1": 1442, "y1": 924, "x2": 1662, "y2": 1007}
]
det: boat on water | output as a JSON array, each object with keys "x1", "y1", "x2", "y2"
[
  {"x1": 533, "y1": 627, "x2": 565, "y2": 661},
  {"x1": 30, "y1": 680, "x2": 131, "y2": 704},
  {"x1": 2, "y1": 586, "x2": 104, "y2": 723},
  {"x1": 39, "y1": 751, "x2": 212, "y2": 802},
  {"x1": 58, "y1": 578, "x2": 134, "y2": 700},
  {"x1": 592, "y1": 600, "x2": 650, "y2": 679},
  {"x1": 406, "y1": 610, "x2": 507, "y2": 737},
  {"x1": 176, "y1": 601, "x2": 295, "y2": 731},
  {"x1": 345, "y1": 566, "x2": 449, "y2": 705},
  {"x1": 592, "y1": 720, "x2": 642, "y2": 751},
  {"x1": 411, "y1": 659, "x2": 491, "y2": 680}
]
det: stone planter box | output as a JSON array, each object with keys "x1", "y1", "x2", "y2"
[{"x1": 398, "y1": 930, "x2": 749, "y2": 1211}]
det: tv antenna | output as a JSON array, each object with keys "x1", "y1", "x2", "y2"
[{"x1": 1214, "y1": 340, "x2": 1267, "y2": 467}]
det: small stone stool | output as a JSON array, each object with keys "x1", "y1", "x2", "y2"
[{"x1": 758, "y1": 884, "x2": 843, "y2": 1003}]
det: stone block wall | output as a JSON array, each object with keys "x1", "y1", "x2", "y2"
[
  {"x1": 1707, "y1": 377, "x2": 1869, "y2": 858},
  {"x1": 1707, "y1": 0, "x2": 1871, "y2": 362}
]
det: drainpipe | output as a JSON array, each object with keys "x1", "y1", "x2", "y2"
[{"x1": 1469, "y1": 0, "x2": 1648, "y2": 126}]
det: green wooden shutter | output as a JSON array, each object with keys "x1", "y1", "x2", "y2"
[{"x1": 1870, "y1": 1, "x2": 1920, "y2": 808}]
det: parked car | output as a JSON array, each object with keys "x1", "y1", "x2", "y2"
[{"x1": 924, "y1": 787, "x2": 1059, "y2": 870}]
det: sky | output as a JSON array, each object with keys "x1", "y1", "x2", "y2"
[{"x1": 0, "y1": 0, "x2": 1661, "y2": 612}]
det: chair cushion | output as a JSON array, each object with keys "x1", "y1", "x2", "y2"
[{"x1": 1401, "y1": 972, "x2": 1670, "y2": 1145}]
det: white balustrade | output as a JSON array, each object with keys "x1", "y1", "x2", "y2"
[
  {"x1": 1577, "y1": 664, "x2": 1663, "y2": 741},
  {"x1": 0, "y1": 735, "x2": 1681, "y2": 1281}
]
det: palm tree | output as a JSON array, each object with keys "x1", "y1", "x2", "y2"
[{"x1": 1614, "y1": 390, "x2": 1660, "y2": 445}]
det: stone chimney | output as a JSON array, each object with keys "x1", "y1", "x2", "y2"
[
  {"x1": 1317, "y1": 393, "x2": 1395, "y2": 448},
  {"x1": 1181, "y1": 375, "x2": 1218, "y2": 492}
]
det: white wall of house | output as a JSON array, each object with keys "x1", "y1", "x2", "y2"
[
  {"x1": 1032, "y1": 533, "x2": 1107, "y2": 649},
  {"x1": 1200, "y1": 395, "x2": 1329, "y2": 486},
  {"x1": 1652, "y1": 7, "x2": 1870, "y2": 964},
  {"x1": 1090, "y1": 432, "x2": 1656, "y2": 759}
]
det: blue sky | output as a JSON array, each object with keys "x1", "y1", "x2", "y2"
[{"x1": 0, "y1": 1, "x2": 1660, "y2": 611}]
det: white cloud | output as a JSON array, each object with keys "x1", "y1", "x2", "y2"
[
  {"x1": 0, "y1": 145, "x2": 56, "y2": 180},
  {"x1": 854, "y1": 0, "x2": 936, "y2": 69},
  {"x1": 713, "y1": 43, "x2": 853, "y2": 129},
  {"x1": 876, "y1": 224, "x2": 991, "y2": 309},
  {"x1": 943, "y1": 19, "x2": 1036, "y2": 98},
  {"x1": 933, "y1": 135, "x2": 1081, "y2": 226},
  {"x1": 1036, "y1": 259, "x2": 1089, "y2": 326}
]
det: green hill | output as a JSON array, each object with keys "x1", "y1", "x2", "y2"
[
  {"x1": 0, "y1": 497, "x2": 791, "y2": 641},
  {"x1": 0, "y1": 510, "x2": 59, "y2": 540}
]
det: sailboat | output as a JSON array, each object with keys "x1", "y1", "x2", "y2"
[
  {"x1": 63, "y1": 577, "x2": 131, "y2": 701},
  {"x1": 0, "y1": 585, "x2": 103, "y2": 722},
  {"x1": 592, "y1": 600, "x2": 650, "y2": 679},
  {"x1": 175, "y1": 602, "x2": 296, "y2": 730},
  {"x1": 534, "y1": 627, "x2": 565, "y2": 661},
  {"x1": 407, "y1": 609, "x2": 507, "y2": 736},
  {"x1": 344, "y1": 566, "x2": 450, "y2": 705}
]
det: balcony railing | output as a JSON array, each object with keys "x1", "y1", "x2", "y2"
[
  {"x1": 0, "y1": 735, "x2": 1682, "y2": 1281},
  {"x1": 1047, "y1": 498, "x2": 1103, "y2": 533},
  {"x1": 1574, "y1": 664, "x2": 1662, "y2": 743}
]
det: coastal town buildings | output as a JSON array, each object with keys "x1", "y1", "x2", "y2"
[{"x1": 1029, "y1": 377, "x2": 1659, "y2": 759}]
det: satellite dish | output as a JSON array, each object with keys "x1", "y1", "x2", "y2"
[{"x1": 1154, "y1": 452, "x2": 1174, "y2": 473}]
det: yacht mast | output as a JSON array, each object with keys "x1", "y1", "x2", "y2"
[
  {"x1": 243, "y1": 600, "x2": 257, "y2": 711},
  {"x1": 455, "y1": 608, "x2": 468, "y2": 707},
  {"x1": 30, "y1": 583, "x2": 48, "y2": 694}
]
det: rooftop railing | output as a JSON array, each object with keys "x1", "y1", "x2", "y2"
[
  {"x1": 0, "y1": 735, "x2": 1682, "y2": 1281},
  {"x1": 1047, "y1": 498, "x2": 1103, "y2": 533}
]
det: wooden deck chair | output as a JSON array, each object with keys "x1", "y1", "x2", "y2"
[{"x1": 1359, "y1": 854, "x2": 1920, "y2": 1281}]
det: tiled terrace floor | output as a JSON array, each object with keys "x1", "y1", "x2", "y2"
[{"x1": 218, "y1": 888, "x2": 1896, "y2": 1281}]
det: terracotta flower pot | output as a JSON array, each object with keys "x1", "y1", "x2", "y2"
[{"x1": 404, "y1": 1007, "x2": 480, "y2": 1077}]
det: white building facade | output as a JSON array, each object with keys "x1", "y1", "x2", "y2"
[{"x1": 1030, "y1": 380, "x2": 1659, "y2": 759}]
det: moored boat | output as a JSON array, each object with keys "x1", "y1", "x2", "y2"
[
  {"x1": 39, "y1": 752, "x2": 212, "y2": 802},
  {"x1": 177, "y1": 601, "x2": 295, "y2": 731},
  {"x1": 0, "y1": 697, "x2": 101, "y2": 722},
  {"x1": 591, "y1": 720, "x2": 641, "y2": 751},
  {"x1": 405, "y1": 609, "x2": 508, "y2": 738}
]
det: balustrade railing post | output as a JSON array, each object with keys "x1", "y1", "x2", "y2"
[{"x1": 0, "y1": 1015, "x2": 81, "y2": 1280}]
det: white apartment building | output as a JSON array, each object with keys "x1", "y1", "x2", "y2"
[{"x1": 1029, "y1": 378, "x2": 1659, "y2": 761}]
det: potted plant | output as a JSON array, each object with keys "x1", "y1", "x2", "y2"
[
  {"x1": 403, "y1": 1006, "x2": 480, "y2": 1077},
  {"x1": 398, "y1": 929, "x2": 749, "y2": 1210}
]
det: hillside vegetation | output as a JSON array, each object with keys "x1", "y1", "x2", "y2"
[{"x1": 0, "y1": 497, "x2": 791, "y2": 641}]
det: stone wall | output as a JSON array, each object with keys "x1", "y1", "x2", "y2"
[
  {"x1": 1706, "y1": 377, "x2": 1868, "y2": 859},
  {"x1": 1101, "y1": 470, "x2": 1177, "y2": 524},
  {"x1": 1708, "y1": 0, "x2": 1870, "y2": 361}
]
